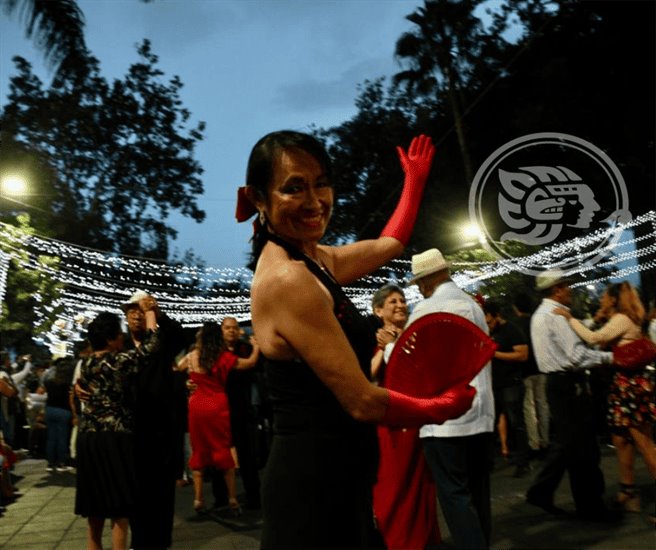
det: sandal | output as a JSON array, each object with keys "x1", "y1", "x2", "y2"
[{"x1": 193, "y1": 499, "x2": 205, "y2": 513}]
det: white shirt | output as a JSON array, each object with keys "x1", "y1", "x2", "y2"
[
  {"x1": 530, "y1": 298, "x2": 613, "y2": 373},
  {"x1": 648, "y1": 319, "x2": 656, "y2": 344},
  {"x1": 387, "y1": 280, "x2": 495, "y2": 438},
  {"x1": 72, "y1": 358, "x2": 86, "y2": 413}
]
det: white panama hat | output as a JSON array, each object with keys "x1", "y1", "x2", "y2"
[
  {"x1": 535, "y1": 269, "x2": 572, "y2": 291},
  {"x1": 408, "y1": 248, "x2": 452, "y2": 285}
]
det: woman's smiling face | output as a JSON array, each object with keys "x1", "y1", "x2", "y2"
[
  {"x1": 262, "y1": 147, "x2": 333, "y2": 251},
  {"x1": 375, "y1": 291, "x2": 408, "y2": 329}
]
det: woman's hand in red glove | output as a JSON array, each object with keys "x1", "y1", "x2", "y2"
[
  {"x1": 396, "y1": 134, "x2": 436, "y2": 185},
  {"x1": 383, "y1": 383, "x2": 476, "y2": 428},
  {"x1": 432, "y1": 383, "x2": 477, "y2": 423},
  {"x1": 380, "y1": 134, "x2": 436, "y2": 246}
]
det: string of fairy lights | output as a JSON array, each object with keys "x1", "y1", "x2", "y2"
[{"x1": 1, "y1": 211, "x2": 655, "y2": 356}]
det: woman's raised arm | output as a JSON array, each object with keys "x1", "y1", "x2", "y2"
[{"x1": 326, "y1": 135, "x2": 435, "y2": 284}]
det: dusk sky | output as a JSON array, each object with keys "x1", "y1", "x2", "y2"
[{"x1": 0, "y1": 0, "x2": 426, "y2": 268}]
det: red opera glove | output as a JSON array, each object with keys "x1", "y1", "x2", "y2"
[
  {"x1": 382, "y1": 384, "x2": 476, "y2": 428},
  {"x1": 380, "y1": 134, "x2": 436, "y2": 246}
]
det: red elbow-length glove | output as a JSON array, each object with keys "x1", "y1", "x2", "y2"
[
  {"x1": 380, "y1": 134, "x2": 436, "y2": 246},
  {"x1": 382, "y1": 384, "x2": 476, "y2": 428}
]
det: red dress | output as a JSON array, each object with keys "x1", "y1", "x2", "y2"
[
  {"x1": 373, "y1": 347, "x2": 440, "y2": 550},
  {"x1": 374, "y1": 415, "x2": 440, "y2": 549},
  {"x1": 188, "y1": 351, "x2": 238, "y2": 471}
]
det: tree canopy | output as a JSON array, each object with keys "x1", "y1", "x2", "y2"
[
  {"x1": 0, "y1": 37, "x2": 207, "y2": 354},
  {"x1": 316, "y1": 0, "x2": 655, "y2": 300},
  {"x1": 1, "y1": 39, "x2": 206, "y2": 260}
]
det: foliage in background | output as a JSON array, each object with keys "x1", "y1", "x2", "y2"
[
  {"x1": 316, "y1": 0, "x2": 654, "y2": 302},
  {"x1": 0, "y1": 0, "x2": 89, "y2": 83},
  {"x1": 0, "y1": 214, "x2": 62, "y2": 359},
  {"x1": 1, "y1": 39, "x2": 206, "y2": 260}
]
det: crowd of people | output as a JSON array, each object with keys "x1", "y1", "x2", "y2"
[
  {"x1": 0, "y1": 293, "x2": 271, "y2": 546},
  {"x1": 0, "y1": 128, "x2": 654, "y2": 549}
]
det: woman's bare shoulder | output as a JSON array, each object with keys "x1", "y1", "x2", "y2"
[
  {"x1": 252, "y1": 255, "x2": 326, "y2": 305},
  {"x1": 251, "y1": 254, "x2": 333, "y2": 360}
]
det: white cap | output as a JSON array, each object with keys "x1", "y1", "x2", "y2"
[{"x1": 120, "y1": 290, "x2": 149, "y2": 312}]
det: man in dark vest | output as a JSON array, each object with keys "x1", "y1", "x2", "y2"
[{"x1": 121, "y1": 291, "x2": 186, "y2": 549}]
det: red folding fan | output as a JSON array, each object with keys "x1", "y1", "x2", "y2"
[{"x1": 384, "y1": 312, "x2": 497, "y2": 398}]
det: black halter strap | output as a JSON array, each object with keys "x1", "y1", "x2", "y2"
[{"x1": 264, "y1": 232, "x2": 338, "y2": 287}]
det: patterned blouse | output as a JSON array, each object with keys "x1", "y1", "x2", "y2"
[{"x1": 78, "y1": 330, "x2": 159, "y2": 433}]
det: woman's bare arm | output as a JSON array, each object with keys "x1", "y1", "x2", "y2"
[
  {"x1": 254, "y1": 262, "x2": 389, "y2": 422},
  {"x1": 569, "y1": 313, "x2": 633, "y2": 346},
  {"x1": 321, "y1": 237, "x2": 403, "y2": 285}
]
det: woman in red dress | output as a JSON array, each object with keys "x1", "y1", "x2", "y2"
[{"x1": 178, "y1": 321, "x2": 259, "y2": 515}]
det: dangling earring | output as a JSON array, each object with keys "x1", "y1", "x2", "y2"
[{"x1": 258, "y1": 210, "x2": 266, "y2": 226}]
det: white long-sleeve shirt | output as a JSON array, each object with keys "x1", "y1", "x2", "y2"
[
  {"x1": 387, "y1": 280, "x2": 495, "y2": 438},
  {"x1": 530, "y1": 298, "x2": 612, "y2": 373},
  {"x1": 11, "y1": 360, "x2": 32, "y2": 385}
]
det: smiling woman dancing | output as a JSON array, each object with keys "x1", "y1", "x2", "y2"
[{"x1": 236, "y1": 130, "x2": 475, "y2": 549}]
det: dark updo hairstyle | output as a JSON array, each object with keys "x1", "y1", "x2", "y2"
[
  {"x1": 87, "y1": 312, "x2": 122, "y2": 351},
  {"x1": 245, "y1": 130, "x2": 332, "y2": 269}
]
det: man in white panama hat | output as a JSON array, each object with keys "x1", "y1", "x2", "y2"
[{"x1": 401, "y1": 248, "x2": 495, "y2": 549}]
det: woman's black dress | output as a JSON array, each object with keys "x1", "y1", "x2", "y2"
[{"x1": 260, "y1": 234, "x2": 379, "y2": 549}]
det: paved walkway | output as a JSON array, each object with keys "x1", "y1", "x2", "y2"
[
  {"x1": 1, "y1": 445, "x2": 654, "y2": 549},
  {"x1": 0, "y1": 461, "x2": 262, "y2": 549}
]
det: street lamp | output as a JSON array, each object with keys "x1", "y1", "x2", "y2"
[
  {"x1": 452, "y1": 222, "x2": 487, "y2": 251},
  {"x1": 461, "y1": 222, "x2": 485, "y2": 244},
  {"x1": 0, "y1": 174, "x2": 45, "y2": 212},
  {"x1": 0, "y1": 175, "x2": 28, "y2": 197},
  {"x1": 449, "y1": 222, "x2": 508, "y2": 259}
]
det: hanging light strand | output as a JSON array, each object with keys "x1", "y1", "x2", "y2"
[{"x1": 0, "y1": 211, "x2": 654, "y2": 355}]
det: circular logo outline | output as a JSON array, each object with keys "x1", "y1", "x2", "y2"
[{"x1": 468, "y1": 132, "x2": 631, "y2": 276}]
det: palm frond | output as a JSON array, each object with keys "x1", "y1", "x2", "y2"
[{"x1": 2, "y1": 0, "x2": 89, "y2": 79}]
